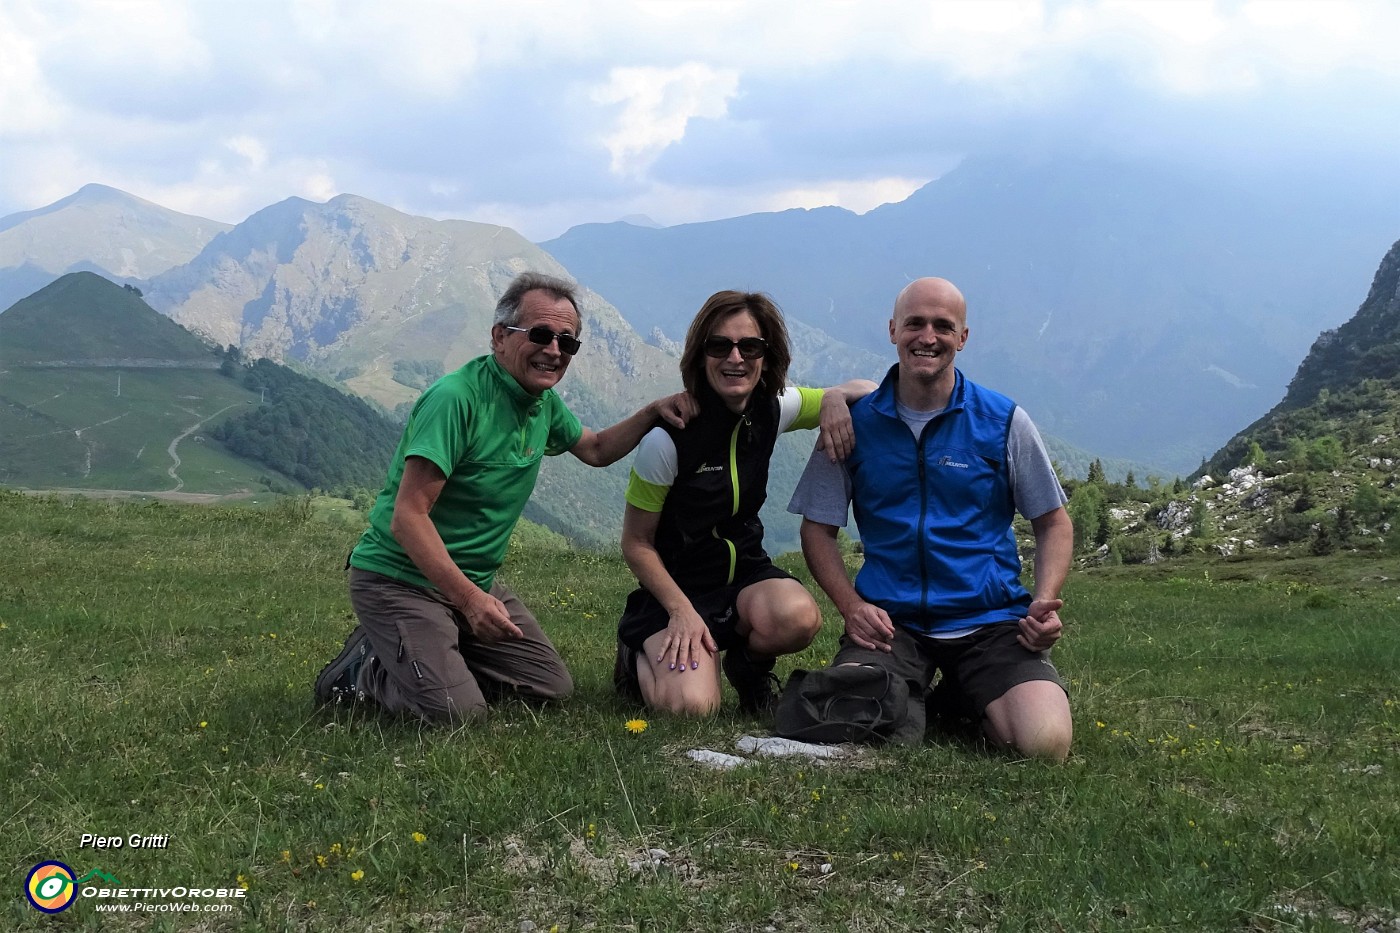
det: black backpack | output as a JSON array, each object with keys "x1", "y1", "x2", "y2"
[{"x1": 773, "y1": 664, "x2": 917, "y2": 745}]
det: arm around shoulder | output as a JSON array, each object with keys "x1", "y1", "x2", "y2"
[
  {"x1": 815, "y1": 379, "x2": 878, "y2": 462},
  {"x1": 570, "y1": 391, "x2": 697, "y2": 467}
]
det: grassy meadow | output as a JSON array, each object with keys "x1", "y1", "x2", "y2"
[{"x1": 2, "y1": 490, "x2": 1397, "y2": 931}]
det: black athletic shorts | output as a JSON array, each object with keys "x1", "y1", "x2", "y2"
[{"x1": 617, "y1": 561, "x2": 794, "y2": 652}]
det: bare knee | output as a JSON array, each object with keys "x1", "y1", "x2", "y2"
[
  {"x1": 656, "y1": 691, "x2": 722, "y2": 717},
  {"x1": 984, "y1": 681, "x2": 1073, "y2": 761},
  {"x1": 744, "y1": 591, "x2": 822, "y2": 655},
  {"x1": 1007, "y1": 718, "x2": 1073, "y2": 761}
]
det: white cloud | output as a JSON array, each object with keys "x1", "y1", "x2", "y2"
[
  {"x1": 758, "y1": 177, "x2": 931, "y2": 216},
  {"x1": 225, "y1": 136, "x2": 269, "y2": 172},
  {"x1": 591, "y1": 63, "x2": 740, "y2": 176},
  {"x1": 1, "y1": 0, "x2": 1397, "y2": 237},
  {"x1": 0, "y1": 3, "x2": 67, "y2": 136},
  {"x1": 300, "y1": 168, "x2": 338, "y2": 203}
]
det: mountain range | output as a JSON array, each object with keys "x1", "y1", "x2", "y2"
[
  {"x1": 543, "y1": 156, "x2": 1400, "y2": 473},
  {"x1": 1, "y1": 159, "x2": 1397, "y2": 549},
  {"x1": 0, "y1": 183, "x2": 229, "y2": 312}
]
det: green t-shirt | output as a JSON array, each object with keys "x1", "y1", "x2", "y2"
[{"x1": 349, "y1": 354, "x2": 583, "y2": 591}]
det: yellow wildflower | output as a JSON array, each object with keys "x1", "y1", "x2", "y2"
[
  {"x1": 350, "y1": 869, "x2": 364, "y2": 882},
  {"x1": 625, "y1": 719, "x2": 648, "y2": 734},
  {"x1": 412, "y1": 832, "x2": 426, "y2": 844}
]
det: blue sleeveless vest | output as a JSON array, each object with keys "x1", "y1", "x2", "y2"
[{"x1": 846, "y1": 366, "x2": 1031, "y2": 634}]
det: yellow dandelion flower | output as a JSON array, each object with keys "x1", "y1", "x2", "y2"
[
  {"x1": 625, "y1": 719, "x2": 648, "y2": 734},
  {"x1": 787, "y1": 861, "x2": 800, "y2": 871},
  {"x1": 199, "y1": 721, "x2": 208, "y2": 728},
  {"x1": 412, "y1": 832, "x2": 426, "y2": 844},
  {"x1": 350, "y1": 869, "x2": 364, "y2": 882}
]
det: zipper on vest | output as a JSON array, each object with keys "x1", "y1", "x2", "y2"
[
  {"x1": 712, "y1": 417, "x2": 744, "y2": 585},
  {"x1": 916, "y1": 426, "x2": 930, "y2": 618}
]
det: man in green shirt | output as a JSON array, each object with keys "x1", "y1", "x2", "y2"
[{"x1": 314, "y1": 271, "x2": 693, "y2": 723}]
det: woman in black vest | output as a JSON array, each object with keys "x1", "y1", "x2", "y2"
[{"x1": 614, "y1": 290, "x2": 875, "y2": 716}]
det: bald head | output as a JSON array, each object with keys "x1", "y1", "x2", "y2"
[
  {"x1": 894, "y1": 277, "x2": 966, "y2": 327},
  {"x1": 888, "y1": 276, "x2": 968, "y2": 406}
]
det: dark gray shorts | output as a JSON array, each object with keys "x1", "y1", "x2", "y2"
[
  {"x1": 617, "y1": 561, "x2": 794, "y2": 651},
  {"x1": 833, "y1": 620, "x2": 1067, "y2": 720}
]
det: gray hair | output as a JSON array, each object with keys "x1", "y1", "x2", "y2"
[{"x1": 493, "y1": 272, "x2": 583, "y2": 334}]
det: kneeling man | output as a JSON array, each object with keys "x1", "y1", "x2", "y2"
[{"x1": 789, "y1": 277, "x2": 1074, "y2": 759}]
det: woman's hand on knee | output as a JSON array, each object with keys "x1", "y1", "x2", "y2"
[{"x1": 657, "y1": 606, "x2": 717, "y2": 673}]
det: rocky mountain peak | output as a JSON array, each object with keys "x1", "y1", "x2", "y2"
[{"x1": 1284, "y1": 238, "x2": 1400, "y2": 408}]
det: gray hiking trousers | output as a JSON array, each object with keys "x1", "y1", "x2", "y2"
[{"x1": 347, "y1": 568, "x2": 573, "y2": 723}]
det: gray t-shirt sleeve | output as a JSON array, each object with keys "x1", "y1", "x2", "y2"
[
  {"x1": 786, "y1": 445, "x2": 853, "y2": 527},
  {"x1": 1008, "y1": 407, "x2": 1068, "y2": 520}
]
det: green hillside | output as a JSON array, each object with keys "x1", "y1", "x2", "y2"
[
  {"x1": 1204, "y1": 238, "x2": 1400, "y2": 483},
  {"x1": 0, "y1": 273, "x2": 402, "y2": 496},
  {"x1": 1049, "y1": 239, "x2": 1400, "y2": 568},
  {"x1": 213, "y1": 357, "x2": 404, "y2": 491},
  {"x1": 0, "y1": 270, "x2": 216, "y2": 363},
  {"x1": 0, "y1": 366, "x2": 270, "y2": 491}
]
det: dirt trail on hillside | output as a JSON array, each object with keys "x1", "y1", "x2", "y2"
[{"x1": 166, "y1": 403, "x2": 243, "y2": 491}]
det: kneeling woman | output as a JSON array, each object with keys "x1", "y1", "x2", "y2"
[{"x1": 615, "y1": 291, "x2": 874, "y2": 716}]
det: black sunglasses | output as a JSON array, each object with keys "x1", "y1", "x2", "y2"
[
  {"x1": 505, "y1": 325, "x2": 582, "y2": 357},
  {"x1": 703, "y1": 336, "x2": 767, "y2": 360}
]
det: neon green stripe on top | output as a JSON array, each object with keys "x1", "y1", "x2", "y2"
[{"x1": 789, "y1": 386, "x2": 824, "y2": 431}]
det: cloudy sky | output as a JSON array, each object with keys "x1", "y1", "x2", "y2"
[{"x1": 2, "y1": 0, "x2": 1398, "y2": 240}]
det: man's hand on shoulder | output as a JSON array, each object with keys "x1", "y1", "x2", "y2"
[
  {"x1": 462, "y1": 589, "x2": 523, "y2": 642},
  {"x1": 1018, "y1": 597, "x2": 1064, "y2": 652},
  {"x1": 842, "y1": 601, "x2": 897, "y2": 653},
  {"x1": 653, "y1": 392, "x2": 699, "y2": 430}
]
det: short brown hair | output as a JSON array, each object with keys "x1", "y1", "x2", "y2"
[{"x1": 679, "y1": 290, "x2": 791, "y2": 399}]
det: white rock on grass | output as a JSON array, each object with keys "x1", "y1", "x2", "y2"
[
  {"x1": 736, "y1": 735, "x2": 855, "y2": 759},
  {"x1": 686, "y1": 749, "x2": 748, "y2": 770}
]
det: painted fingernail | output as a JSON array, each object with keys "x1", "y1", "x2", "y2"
[
  {"x1": 691, "y1": 661, "x2": 698, "y2": 669},
  {"x1": 668, "y1": 663, "x2": 675, "y2": 670}
]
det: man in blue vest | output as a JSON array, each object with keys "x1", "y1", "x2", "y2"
[{"x1": 788, "y1": 277, "x2": 1074, "y2": 759}]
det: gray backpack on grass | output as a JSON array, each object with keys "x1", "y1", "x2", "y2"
[{"x1": 773, "y1": 664, "x2": 918, "y2": 745}]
